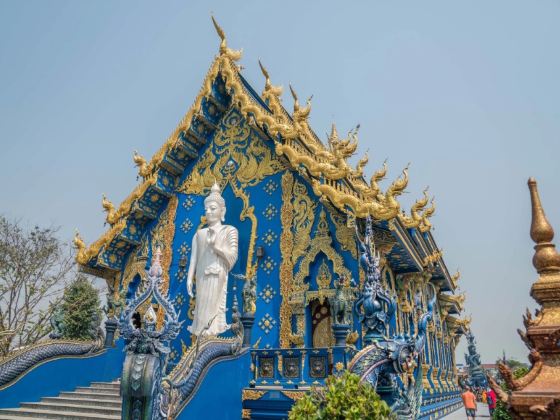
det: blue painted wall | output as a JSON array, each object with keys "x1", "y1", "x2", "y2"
[
  {"x1": 176, "y1": 351, "x2": 251, "y2": 420},
  {"x1": 0, "y1": 342, "x2": 125, "y2": 408}
]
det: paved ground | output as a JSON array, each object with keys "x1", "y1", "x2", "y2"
[{"x1": 443, "y1": 403, "x2": 491, "y2": 419}]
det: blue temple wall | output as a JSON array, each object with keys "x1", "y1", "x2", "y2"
[
  {"x1": 176, "y1": 351, "x2": 251, "y2": 420},
  {"x1": 0, "y1": 342, "x2": 124, "y2": 408}
]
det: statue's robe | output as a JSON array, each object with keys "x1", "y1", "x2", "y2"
[{"x1": 187, "y1": 224, "x2": 238, "y2": 336}]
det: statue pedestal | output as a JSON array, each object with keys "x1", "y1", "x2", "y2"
[
  {"x1": 241, "y1": 313, "x2": 255, "y2": 347},
  {"x1": 332, "y1": 324, "x2": 351, "y2": 347},
  {"x1": 104, "y1": 317, "x2": 118, "y2": 348}
]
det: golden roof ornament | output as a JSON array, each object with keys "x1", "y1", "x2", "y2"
[
  {"x1": 258, "y1": 60, "x2": 283, "y2": 97},
  {"x1": 133, "y1": 150, "x2": 150, "y2": 180},
  {"x1": 102, "y1": 194, "x2": 118, "y2": 226},
  {"x1": 73, "y1": 229, "x2": 87, "y2": 264},
  {"x1": 211, "y1": 16, "x2": 242, "y2": 61},
  {"x1": 419, "y1": 196, "x2": 436, "y2": 233},
  {"x1": 528, "y1": 177, "x2": 560, "y2": 274},
  {"x1": 488, "y1": 178, "x2": 560, "y2": 417}
]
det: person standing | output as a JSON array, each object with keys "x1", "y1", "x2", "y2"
[
  {"x1": 462, "y1": 387, "x2": 478, "y2": 420},
  {"x1": 487, "y1": 387, "x2": 497, "y2": 417}
]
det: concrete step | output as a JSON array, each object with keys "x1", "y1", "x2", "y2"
[
  {"x1": 89, "y1": 382, "x2": 120, "y2": 390},
  {"x1": 59, "y1": 391, "x2": 120, "y2": 401},
  {"x1": 41, "y1": 397, "x2": 121, "y2": 408},
  {"x1": 0, "y1": 407, "x2": 120, "y2": 419},
  {"x1": 20, "y1": 402, "x2": 121, "y2": 416},
  {"x1": 74, "y1": 387, "x2": 119, "y2": 395}
]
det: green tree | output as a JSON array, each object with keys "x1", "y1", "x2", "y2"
[
  {"x1": 288, "y1": 371, "x2": 394, "y2": 420},
  {"x1": 61, "y1": 275, "x2": 101, "y2": 340},
  {"x1": 0, "y1": 216, "x2": 74, "y2": 356}
]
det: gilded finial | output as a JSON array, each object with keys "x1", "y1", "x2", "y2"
[
  {"x1": 451, "y1": 269, "x2": 461, "y2": 289},
  {"x1": 211, "y1": 16, "x2": 242, "y2": 61},
  {"x1": 353, "y1": 151, "x2": 369, "y2": 178},
  {"x1": 73, "y1": 229, "x2": 88, "y2": 264},
  {"x1": 73, "y1": 229, "x2": 86, "y2": 251},
  {"x1": 418, "y1": 197, "x2": 436, "y2": 233},
  {"x1": 258, "y1": 60, "x2": 270, "y2": 88},
  {"x1": 102, "y1": 193, "x2": 118, "y2": 226},
  {"x1": 289, "y1": 84, "x2": 300, "y2": 112},
  {"x1": 258, "y1": 60, "x2": 283, "y2": 97},
  {"x1": 329, "y1": 123, "x2": 339, "y2": 141},
  {"x1": 528, "y1": 178, "x2": 560, "y2": 274},
  {"x1": 133, "y1": 150, "x2": 150, "y2": 179}
]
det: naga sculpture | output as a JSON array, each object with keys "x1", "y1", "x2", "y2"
[
  {"x1": 119, "y1": 248, "x2": 182, "y2": 420},
  {"x1": 354, "y1": 216, "x2": 396, "y2": 343},
  {"x1": 464, "y1": 331, "x2": 487, "y2": 388}
]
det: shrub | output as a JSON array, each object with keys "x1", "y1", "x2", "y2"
[{"x1": 288, "y1": 371, "x2": 394, "y2": 420}]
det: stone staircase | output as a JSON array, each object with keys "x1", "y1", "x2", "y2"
[{"x1": 0, "y1": 380, "x2": 122, "y2": 419}]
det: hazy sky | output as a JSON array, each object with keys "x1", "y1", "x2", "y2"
[{"x1": 1, "y1": 1, "x2": 559, "y2": 363}]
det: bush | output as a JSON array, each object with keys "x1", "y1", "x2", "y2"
[
  {"x1": 492, "y1": 400, "x2": 512, "y2": 420},
  {"x1": 61, "y1": 275, "x2": 101, "y2": 339},
  {"x1": 288, "y1": 371, "x2": 394, "y2": 420}
]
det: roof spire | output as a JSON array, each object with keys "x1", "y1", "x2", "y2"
[
  {"x1": 289, "y1": 84, "x2": 299, "y2": 112},
  {"x1": 528, "y1": 178, "x2": 560, "y2": 274},
  {"x1": 329, "y1": 123, "x2": 339, "y2": 141},
  {"x1": 211, "y1": 16, "x2": 242, "y2": 61},
  {"x1": 258, "y1": 60, "x2": 270, "y2": 89}
]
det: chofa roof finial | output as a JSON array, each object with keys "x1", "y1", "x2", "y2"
[
  {"x1": 528, "y1": 178, "x2": 560, "y2": 274},
  {"x1": 211, "y1": 16, "x2": 242, "y2": 61}
]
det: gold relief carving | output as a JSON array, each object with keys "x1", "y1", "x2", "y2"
[
  {"x1": 316, "y1": 260, "x2": 332, "y2": 290},
  {"x1": 150, "y1": 195, "x2": 178, "y2": 327},
  {"x1": 293, "y1": 210, "x2": 351, "y2": 293},
  {"x1": 279, "y1": 172, "x2": 295, "y2": 348},
  {"x1": 121, "y1": 235, "x2": 149, "y2": 294},
  {"x1": 242, "y1": 389, "x2": 265, "y2": 401},
  {"x1": 291, "y1": 179, "x2": 316, "y2": 264},
  {"x1": 281, "y1": 391, "x2": 305, "y2": 401},
  {"x1": 241, "y1": 408, "x2": 251, "y2": 419},
  {"x1": 178, "y1": 111, "x2": 284, "y2": 196},
  {"x1": 229, "y1": 181, "x2": 258, "y2": 280},
  {"x1": 329, "y1": 212, "x2": 358, "y2": 258},
  {"x1": 187, "y1": 296, "x2": 195, "y2": 320}
]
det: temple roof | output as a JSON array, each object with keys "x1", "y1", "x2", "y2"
[{"x1": 74, "y1": 18, "x2": 458, "y2": 293}]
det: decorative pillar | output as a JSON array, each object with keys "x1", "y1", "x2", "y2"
[
  {"x1": 241, "y1": 314, "x2": 255, "y2": 347},
  {"x1": 104, "y1": 317, "x2": 118, "y2": 348},
  {"x1": 332, "y1": 323, "x2": 351, "y2": 347}
]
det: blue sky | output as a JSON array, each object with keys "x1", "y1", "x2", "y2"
[{"x1": 1, "y1": 1, "x2": 559, "y2": 363}]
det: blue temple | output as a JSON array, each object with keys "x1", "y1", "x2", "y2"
[{"x1": 0, "y1": 20, "x2": 470, "y2": 420}]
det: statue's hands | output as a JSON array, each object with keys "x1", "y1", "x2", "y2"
[
  {"x1": 207, "y1": 229, "x2": 217, "y2": 247},
  {"x1": 187, "y1": 281, "x2": 194, "y2": 298}
]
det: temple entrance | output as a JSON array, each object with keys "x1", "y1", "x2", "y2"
[{"x1": 310, "y1": 299, "x2": 334, "y2": 348}]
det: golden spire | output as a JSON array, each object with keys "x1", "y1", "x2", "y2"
[
  {"x1": 211, "y1": 16, "x2": 242, "y2": 61},
  {"x1": 258, "y1": 60, "x2": 283, "y2": 97},
  {"x1": 258, "y1": 60, "x2": 271, "y2": 89},
  {"x1": 289, "y1": 84, "x2": 300, "y2": 112},
  {"x1": 528, "y1": 178, "x2": 560, "y2": 274},
  {"x1": 329, "y1": 123, "x2": 339, "y2": 141}
]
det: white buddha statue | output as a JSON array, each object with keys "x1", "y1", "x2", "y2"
[{"x1": 187, "y1": 183, "x2": 239, "y2": 336}]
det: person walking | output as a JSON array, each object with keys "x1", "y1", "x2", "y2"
[
  {"x1": 487, "y1": 387, "x2": 497, "y2": 417},
  {"x1": 462, "y1": 387, "x2": 478, "y2": 420}
]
